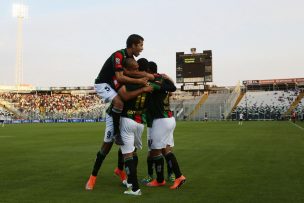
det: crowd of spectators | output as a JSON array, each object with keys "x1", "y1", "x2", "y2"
[
  {"x1": 1, "y1": 89, "x2": 303, "y2": 121},
  {"x1": 294, "y1": 97, "x2": 304, "y2": 120},
  {"x1": 0, "y1": 107, "x2": 14, "y2": 120},
  {"x1": 232, "y1": 90, "x2": 300, "y2": 120},
  {"x1": 0, "y1": 93, "x2": 105, "y2": 120}
]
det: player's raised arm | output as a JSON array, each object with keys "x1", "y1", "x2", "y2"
[
  {"x1": 123, "y1": 68, "x2": 155, "y2": 81},
  {"x1": 112, "y1": 51, "x2": 148, "y2": 86},
  {"x1": 118, "y1": 85, "x2": 153, "y2": 102},
  {"x1": 115, "y1": 71, "x2": 148, "y2": 86}
]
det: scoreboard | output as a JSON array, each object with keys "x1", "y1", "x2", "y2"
[{"x1": 176, "y1": 50, "x2": 212, "y2": 83}]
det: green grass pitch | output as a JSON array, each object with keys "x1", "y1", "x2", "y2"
[{"x1": 1, "y1": 121, "x2": 304, "y2": 203}]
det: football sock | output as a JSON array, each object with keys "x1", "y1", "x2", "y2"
[
  {"x1": 133, "y1": 154, "x2": 138, "y2": 168},
  {"x1": 117, "y1": 149, "x2": 124, "y2": 170},
  {"x1": 147, "y1": 156, "x2": 154, "y2": 177},
  {"x1": 165, "y1": 152, "x2": 182, "y2": 179},
  {"x1": 124, "y1": 157, "x2": 139, "y2": 192},
  {"x1": 111, "y1": 107, "x2": 122, "y2": 135},
  {"x1": 166, "y1": 155, "x2": 173, "y2": 177},
  {"x1": 153, "y1": 155, "x2": 164, "y2": 183},
  {"x1": 92, "y1": 149, "x2": 107, "y2": 176}
]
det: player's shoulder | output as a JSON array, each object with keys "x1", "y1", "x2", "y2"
[
  {"x1": 153, "y1": 74, "x2": 164, "y2": 83},
  {"x1": 113, "y1": 49, "x2": 126, "y2": 57}
]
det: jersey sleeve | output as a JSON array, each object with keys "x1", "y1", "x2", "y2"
[{"x1": 113, "y1": 52, "x2": 124, "y2": 72}]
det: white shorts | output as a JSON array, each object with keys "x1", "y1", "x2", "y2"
[
  {"x1": 120, "y1": 117, "x2": 144, "y2": 154},
  {"x1": 94, "y1": 83, "x2": 117, "y2": 103},
  {"x1": 148, "y1": 117, "x2": 176, "y2": 150},
  {"x1": 103, "y1": 113, "x2": 114, "y2": 143}
]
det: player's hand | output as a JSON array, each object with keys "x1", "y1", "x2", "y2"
[
  {"x1": 145, "y1": 72, "x2": 155, "y2": 80},
  {"x1": 142, "y1": 85, "x2": 153, "y2": 93},
  {"x1": 138, "y1": 77, "x2": 149, "y2": 86}
]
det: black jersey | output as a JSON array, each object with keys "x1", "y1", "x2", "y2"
[
  {"x1": 95, "y1": 49, "x2": 134, "y2": 90},
  {"x1": 121, "y1": 84, "x2": 149, "y2": 124},
  {"x1": 147, "y1": 75, "x2": 176, "y2": 120}
]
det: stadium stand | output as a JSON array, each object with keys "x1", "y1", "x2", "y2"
[
  {"x1": 0, "y1": 93, "x2": 105, "y2": 120},
  {"x1": 0, "y1": 106, "x2": 14, "y2": 120},
  {"x1": 172, "y1": 84, "x2": 242, "y2": 121},
  {"x1": 232, "y1": 90, "x2": 299, "y2": 120},
  {"x1": 294, "y1": 96, "x2": 304, "y2": 120},
  {"x1": 1, "y1": 78, "x2": 303, "y2": 123}
]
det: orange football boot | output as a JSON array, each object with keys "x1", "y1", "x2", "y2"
[
  {"x1": 146, "y1": 179, "x2": 166, "y2": 187},
  {"x1": 85, "y1": 175, "x2": 96, "y2": 190},
  {"x1": 170, "y1": 175, "x2": 186, "y2": 189}
]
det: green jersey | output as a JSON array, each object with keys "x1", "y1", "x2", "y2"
[
  {"x1": 121, "y1": 84, "x2": 149, "y2": 124},
  {"x1": 147, "y1": 74, "x2": 176, "y2": 122}
]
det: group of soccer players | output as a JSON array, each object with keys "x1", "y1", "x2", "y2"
[{"x1": 85, "y1": 34, "x2": 186, "y2": 196}]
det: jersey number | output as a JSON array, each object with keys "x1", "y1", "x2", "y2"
[{"x1": 135, "y1": 93, "x2": 147, "y2": 109}]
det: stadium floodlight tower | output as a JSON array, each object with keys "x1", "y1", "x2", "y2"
[{"x1": 12, "y1": 2, "x2": 28, "y2": 87}]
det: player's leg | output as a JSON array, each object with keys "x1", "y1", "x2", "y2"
[
  {"x1": 146, "y1": 149, "x2": 166, "y2": 187},
  {"x1": 120, "y1": 118, "x2": 141, "y2": 195},
  {"x1": 94, "y1": 83, "x2": 124, "y2": 145},
  {"x1": 122, "y1": 152, "x2": 141, "y2": 195},
  {"x1": 92, "y1": 142, "x2": 113, "y2": 176},
  {"x1": 85, "y1": 113, "x2": 114, "y2": 190},
  {"x1": 86, "y1": 142, "x2": 113, "y2": 190},
  {"x1": 153, "y1": 118, "x2": 174, "y2": 182},
  {"x1": 111, "y1": 95, "x2": 124, "y2": 145},
  {"x1": 164, "y1": 146, "x2": 175, "y2": 183},
  {"x1": 141, "y1": 152, "x2": 153, "y2": 184},
  {"x1": 162, "y1": 117, "x2": 186, "y2": 189},
  {"x1": 163, "y1": 147, "x2": 186, "y2": 189},
  {"x1": 142, "y1": 128, "x2": 153, "y2": 184},
  {"x1": 147, "y1": 153, "x2": 153, "y2": 178},
  {"x1": 114, "y1": 148, "x2": 127, "y2": 184},
  {"x1": 146, "y1": 119, "x2": 167, "y2": 187}
]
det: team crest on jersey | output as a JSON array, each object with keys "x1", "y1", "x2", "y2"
[{"x1": 115, "y1": 58, "x2": 121, "y2": 65}]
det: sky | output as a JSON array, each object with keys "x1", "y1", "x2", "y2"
[{"x1": 0, "y1": 0, "x2": 304, "y2": 87}]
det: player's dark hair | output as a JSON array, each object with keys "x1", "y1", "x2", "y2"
[
  {"x1": 126, "y1": 34, "x2": 144, "y2": 48},
  {"x1": 137, "y1": 58, "x2": 149, "y2": 72},
  {"x1": 148, "y1": 61, "x2": 157, "y2": 73}
]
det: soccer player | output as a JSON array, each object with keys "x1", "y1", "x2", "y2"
[
  {"x1": 0, "y1": 114, "x2": 4, "y2": 127},
  {"x1": 118, "y1": 58, "x2": 162, "y2": 196},
  {"x1": 86, "y1": 58, "x2": 154, "y2": 190},
  {"x1": 204, "y1": 112, "x2": 208, "y2": 122},
  {"x1": 137, "y1": 60, "x2": 174, "y2": 184},
  {"x1": 239, "y1": 112, "x2": 244, "y2": 125},
  {"x1": 94, "y1": 34, "x2": 154, "y2": 145},
  {"x1": 291, "y1": 111, "x2": 296, "y2": 123},
  {"x1": 145, "y1": 61, "x2": 186, "y2": 189}
]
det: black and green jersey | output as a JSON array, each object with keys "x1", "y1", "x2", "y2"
[
  {"x1": 147, "y1": 74, "x2": 176, "y2": 121},
  {"x1": 95, "y1": 49, "x2": 134, "y2": 90},
  {"x1": 121, "y1": 84, "x2": 149, "y2": 124}
]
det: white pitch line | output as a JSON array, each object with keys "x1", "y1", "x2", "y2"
[{"x1": 289, "y1": 121, "x2": 304, "y2": 131}]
